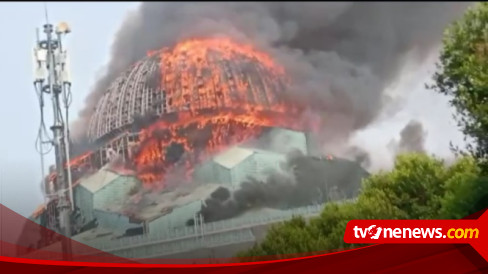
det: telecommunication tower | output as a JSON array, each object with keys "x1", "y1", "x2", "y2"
[{"x1": 32, "y1": 13, "x2": 74, "y2": 259}]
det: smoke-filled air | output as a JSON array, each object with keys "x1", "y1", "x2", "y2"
[
  {"x1": 64, "y1": 2, "x2": 471, "y2": 216},
  {"x1": 72, "y1": 2, "x2": 468, "y2": 147},
  {"x1": 197, "y1": 149, "x2": 367, "y2": 223},
  {"x1": 15, "y1": 1, "x2": 488, "y2": 264}
]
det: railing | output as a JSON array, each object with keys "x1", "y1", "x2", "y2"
[
  {"x1": 83, "y1": 203, "x2": 325, "y2": 257},
  {"x1": 113, "y1": 229, "x2": 256, "y2": 258}
]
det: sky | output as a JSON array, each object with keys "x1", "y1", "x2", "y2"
[
  {"x1": 350, "y1": 53, "x2": 466, "y2": 172},
  {"x1": 0, "y1": 2, "x2": 139, "y2": 217},
  {"x1": 0, "y1": 2, "x2": 466, "y2": 217}
]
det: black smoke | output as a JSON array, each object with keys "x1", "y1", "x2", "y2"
[
  {"x1": 71, "y1": 2, "x2": 470, "y2": 144},
  {"x1": 194, "y1": 150, "x2": 369, "y2": 223},
  {"x1": 69, "y1": 138, "x2": 96, "y2": 158},
  {"x1": 344, "y1": 146, "x2": 371, "y2": 169},
  {"x1": 396, "y1": 119, "x2": 427, "y2": 153},
  {"x1": 132, "y1": 112, "x2": 160, "y2": 132}
]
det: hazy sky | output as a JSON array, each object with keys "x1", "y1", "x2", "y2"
[
  {"x1": 0, "y1": 2, "x2": 466, "y2": 217},
  {"x1": 0, "y1": 2, "x2": 139, "y2": 217}
]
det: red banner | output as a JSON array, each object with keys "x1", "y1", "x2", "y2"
[
  {"x1": 1, "y1": 204, "x2": 488, "y2": 272},
  {"x1": 344, "y1": 210, "x2": 488, "y2": 261}
]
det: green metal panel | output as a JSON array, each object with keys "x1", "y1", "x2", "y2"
[
  {"x1": 148, "y1": 200, "x2": 201, "y2": 233},
  {"x1": 256, "y1": 128, "x2": 308, "y2": 155},
  {"x1": 82, "y1": 203, "x2": 329, "y2": 257},
  {"x1": 193, "y1": 161, "x2": 215, "y2": 184},
  {"x1": 93, "y1": 176, "x2": 138, "y2": 211},
  {"x1": 229, "y1": 155, "x2": 256, "y2": 188},
  {"x1": 74, "y1": 185, "x2": 94, "y2": 221},
  {"x1": 94, "y1": 209, "x2": 141, "y2": 232},
  {"x1": 29, "y1": 216, "x2": 42, "y2": 225},
  {"x1": 196, "y1": 148, "x2": 289, "y2": 188},
  {"x1": 270, "y1": 128, "x2": 308, "y2": 154},
  {"x1": 251, "y1": 150, "x2": 286, "y2": 181},
  {"x1": 212, "y1": 164, "x2": 232, "y2": 186}
]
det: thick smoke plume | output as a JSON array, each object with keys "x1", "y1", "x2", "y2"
[
  {"x1": 344, "y1": 146, "x2": 372, "y2": 169},
  {"x1": 397, "y1": 119, "x2": 427, "y2": 153},
  {"x1": 196, "y1": 150, "x2": 368, "y2": 223},
  {"x1": 387, "y1": 119, "x2": 427, "y2": 157},
  {"x1": 71, "y1": 2, "x2": 469, "y2": 144}
]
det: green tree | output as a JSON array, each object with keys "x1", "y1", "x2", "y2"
[
  {"x1": 240, "y1": 5, "x2": 488, "y2": 259},
  {"x1": 429, "y1": 3, "x2": 488, "y2": 171},
  {"x1": 239, "y1": 154, "x2": 483, "y2": 260},
  {"x1": 238, "y1": 216, "x2": 327, "y2": 259},
  {"x1": 440, "y1": 157, "x2": 488, "y2": 219},
  {"x1": 360, "y1": 154, "x2": 447, "y2": 219}
]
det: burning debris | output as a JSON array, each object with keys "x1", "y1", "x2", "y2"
[
  {"x1": 65, "y1": 38, "x2": 322, "y2": 189},
  {"x1": 133, "y1": 108, "x2": 319, "y2": 187}
]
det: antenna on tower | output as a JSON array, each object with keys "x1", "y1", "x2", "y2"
[
  {"x1": 32, "y1": 7, "x2": 74, "y2": 260},
  {"x1": 43, "y1": 2, "x2": 49, "y2": 24}
]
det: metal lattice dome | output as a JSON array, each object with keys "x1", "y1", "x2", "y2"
[{"x1": 87, "y1": 39, "x2": 287, "y2": 142}]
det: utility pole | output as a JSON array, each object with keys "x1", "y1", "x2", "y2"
[{"x1": 33, "y1": 15, "x2": 74, "y2": 260}]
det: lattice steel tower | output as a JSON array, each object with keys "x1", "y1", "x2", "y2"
[{"x1": 32, "y1": 16, "x2": 74, "y2": 259}]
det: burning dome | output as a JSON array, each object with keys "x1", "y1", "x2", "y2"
[
  {"x1": 32, "y1": 38, "x2": 364, "y2": 260},
  {"x1": 87, "y1": 38, "x2": 289, "y2": 142},
  {"x1": 71, "y1": 38, "x2": 318, "y2": 188}
]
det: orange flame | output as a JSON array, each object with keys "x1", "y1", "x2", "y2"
[
  {"x1": 156, "y1": 37, "x2": 288, "y2": 114},
  {"x1": 60, "y1": 38, "x2": 321, "y2": 190},
  {"x1": 131, "y1": 38, "x2": 315, "y2": 187},
  {"x1": 133, "y1": 107, "x2": 316, "y2": 187}
]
